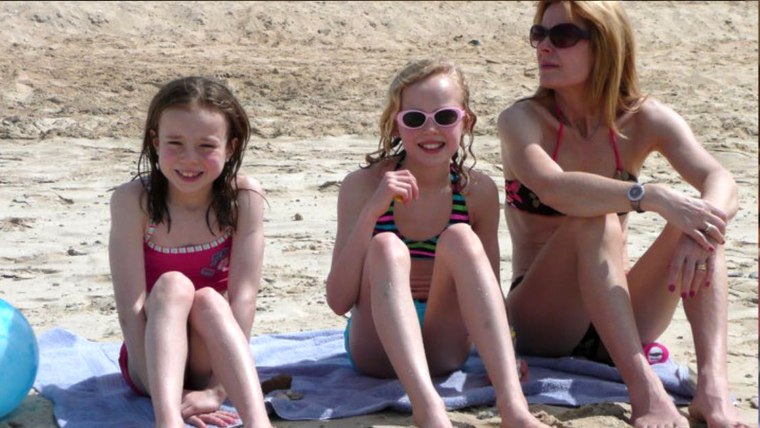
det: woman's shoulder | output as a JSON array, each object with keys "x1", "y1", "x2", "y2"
[
  {"x1": 628, "y1": 97, "x2": 677, "y2": 122},
  {"x1": 625, "y1": 97, "x2": 684, "y2": 135},
  {"x1": 498, "y1": 97, "x2": 555, "y2": 136},
  {"x1": 500, "y1": 98, "x2": 538, "y2": 121}
]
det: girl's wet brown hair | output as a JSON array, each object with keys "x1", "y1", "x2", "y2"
[
  {"x1": 364, "y1": 58, "x2": 477, "y2": 192},
  {"x1": 136, "y1": 76, "x2": 251, "y2": 232}
]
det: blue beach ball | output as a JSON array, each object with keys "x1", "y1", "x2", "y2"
[{"x1": 0, "y1": 298, "x2": 39, "y2": 419}]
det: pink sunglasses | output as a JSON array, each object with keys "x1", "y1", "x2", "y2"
[{"x1": 396, "y1": 106, "x2": 465, "y2": 129}]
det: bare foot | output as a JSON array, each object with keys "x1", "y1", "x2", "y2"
[
  {"x1": 412, "y1": 402, "x2": 453, "y2": 428},
  {"x1": 413, "y1": 413, "x2": 453, "y2": 428},
  {"x1": 500, "y1": 408, "x2": 552, "y2": 428},
  {"x1": 689, "y1": 393, "x2": 751, "y2": 428},
  {"x1": 500, "y1": 415, "x2": 551, "y2": 428},
  {"x1": 631, "y1": 393, "x2": 690, "y2": 428},
  {"x1": 632, "y1": 411, "x2": 689, "y2": 427}
]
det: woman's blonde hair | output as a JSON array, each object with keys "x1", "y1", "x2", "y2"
[
  {"x1": 365, "y1": 58, "x2": 477, "y2": 191},
  {"x1": 533, "y1": 1, "x2": 645, "y2": 135}
]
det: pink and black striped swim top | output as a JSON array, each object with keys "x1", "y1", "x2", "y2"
[{"x1": 372, "y1": 161, "x2": 470, "y2": 259}]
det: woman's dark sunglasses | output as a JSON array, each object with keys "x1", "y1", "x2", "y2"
[
  {"x1": 396, "y1": 107, "x2": 465, "y2": 129},
  {"x1": 530, "y1": 23, "x2": 590, "y2": 49}
]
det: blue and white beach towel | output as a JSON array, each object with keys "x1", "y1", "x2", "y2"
[{"x1": 34, "y1": 327, "x2": 694, "y2": 427}]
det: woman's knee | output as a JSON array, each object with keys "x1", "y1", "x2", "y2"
[{"x1": 565, "y1": 214, "x2": 624, "y2": 248}]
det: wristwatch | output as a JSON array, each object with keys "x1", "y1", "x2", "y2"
[{"x1": 627, "y1": 183, "x2": 645, "y2": 213}]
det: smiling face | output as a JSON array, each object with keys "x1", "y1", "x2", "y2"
[
  {"x1": 396, "y1": 73, "x2": 467, "y2": 168},
  {"x1": 152, "y1": 104, "x2": 235, "y2": 200},
  {"x1": 536, "y1": 2, "x2": 594, "y2": 91}
]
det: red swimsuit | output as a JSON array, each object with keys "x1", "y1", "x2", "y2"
[{"x1": 118, "y1": 225, "x2": 232, "y2": 395}]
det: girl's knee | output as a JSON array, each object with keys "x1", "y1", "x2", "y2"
[
  {"x1": 189, "y1": 288, "x2": 228, "y2": 321},
  {"x1": 193, "y1": 287, "x2": 225, "y2": 307},
  {"x1": 361, "y1": 233, "x2": 412, "y2": 297},
  {"x1": 149, "y1": 272, "x2": 195, "y2": 304},
  {"x1": 367, "y1": 232, "x2": 410, "y2": 264},
  {"x1": 437, "y1": 223, "x2": 480, "y2": 256}
]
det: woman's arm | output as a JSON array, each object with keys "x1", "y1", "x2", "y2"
[
  {"x1": 109, "y1": 181, "x2": 149, "y2": 390},
  {"x1": 227, "y1": 175, "x2": 266, "y2": 339},
  {"x1": 499, "y1": 103, "x2": 638, "y2": 217},
  {"x1": 645, "y1": 99, "x2": 738, "y2": 222},
  {"x1": 640, "y1": 99, "x2": 737, "y2": 296},
  {"x1": 498, "y1": 101, "x2": 728, "y2": 248}
]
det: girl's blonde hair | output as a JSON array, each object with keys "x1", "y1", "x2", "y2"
[
  {"x1": 365, "y1": 58, "x2": 477, "y2": 191},
  {"x1": 533, "y1": 1, "x2": 645, "y2": 135}
]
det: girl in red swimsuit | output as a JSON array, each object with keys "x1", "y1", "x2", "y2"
[
  {"x1": 109, "y1": 77, "x2": 272, "y2": 428},
  {"x1": 498, "y1": 2, "x2": 745, "y2": 428},
  {"x1": 326, "y1": 59, "x2": 548, "y2": 428}
]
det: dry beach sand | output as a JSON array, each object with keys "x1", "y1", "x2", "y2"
[{"x1": 0, "y1": 1, "x2": 757, "y2": 427}]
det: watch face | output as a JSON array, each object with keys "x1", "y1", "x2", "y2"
[{"x1": 629, "y1": 185, "x2": 644, "y2": 200}]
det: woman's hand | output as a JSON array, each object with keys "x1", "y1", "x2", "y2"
[
  {"x1": 365, "y1": 169, "x2": 419, "y2": 218},
  {"x1": 652, "y1": 185, "x2": 727, "y2": 251},
  {"x1": 181, "y1": 388, "x2": 240, "y2": 428},
  {"x1": 667, "y1": 234, "x2": 718, "y2": 300}
]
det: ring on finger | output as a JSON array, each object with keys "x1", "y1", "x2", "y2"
[
  {"x1": 699, "y1": 224, "x2": 713, "y2": 234},
  {"x1": 696, "y1": 262, "x2": 708, "y2": 271}
]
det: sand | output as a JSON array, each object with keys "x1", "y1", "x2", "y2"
[{"x1": 0, "y1": 1, "x2": 757, "y2": 427}]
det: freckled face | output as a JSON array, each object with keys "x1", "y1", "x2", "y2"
[
  {"x1": 535, "y1": 3, "x2": 594, "y2": 90},
  {"x1": 397, "y1": 73, "x2": 467, "y2": 167},
  {"x1": 153, "y1": 105, "x2": 233, "y2": 197}
]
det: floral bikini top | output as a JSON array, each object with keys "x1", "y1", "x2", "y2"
[{"x1": 505, "y1": 110, "x2": 638, "y2": 216}]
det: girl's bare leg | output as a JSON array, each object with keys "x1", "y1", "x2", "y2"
[
  {"x1": 144, "y1": 272, "x2": 195, "y2": 428},
  {"x1": 188, "y1": 288, "x2": 272, "y2": 428},
  {"x1": 348, "y1": 233, "x2": 452, "y2": 428},
  {"x1": 426, "y1": 224, "x2": 549, "y2": 428}
]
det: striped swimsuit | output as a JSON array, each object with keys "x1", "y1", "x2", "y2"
[{"x1": 372, "y1": 170, "x2": 470, "y2": 259}]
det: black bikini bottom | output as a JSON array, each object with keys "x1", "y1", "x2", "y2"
[{"x1": 510, "y1": 276, "x2": 612, "y2": 365}]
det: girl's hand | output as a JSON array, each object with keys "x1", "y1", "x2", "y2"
[
  {"x1": 667, "y1": 234, "x2": 717, "y2": 300},
  {"x1": 181, "y1": 389, "x2": 240, "y2": 428},
  {"x1": 366, "y1": 169, "x2": 419, "y2": 218},
  {"x1": 655, "y1": 187, "x2": 727, "y2": 251}
]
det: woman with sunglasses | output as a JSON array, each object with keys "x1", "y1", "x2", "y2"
[
  {"x1": 499, "y1": 1, "x2": 744, "y2": 428},
  {"x1": 326, "y1": 58, "x2": 548, "y2": 428}
]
